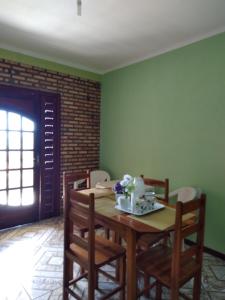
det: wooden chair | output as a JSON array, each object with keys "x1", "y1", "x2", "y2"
[
  {"x1": 137, "y1": 193, "x2": 206, "y2": 300},
  {"x1": 71, "y1": 170, "x2": 90, "y2": 191},
  {"x1": 63, "y1": 190, "x2": 126, "y2": 300},
  {"x1": 141, "y1": 175, "x2": 169, "y2": 203},
  {"x1": 89, "y1": 169, "x2": 111, "y2": 239},
  {"x1": 63, "y1": 170, "x2": 102, "y2": 238},
  {"x1": 150, "y1": 186, "x2": 201, "y2": 248},
  {"x1": 167, "y1": 186, "x2": 202, "y2": 248},
  {"x1": 73, "y1": 169, "x2": 111, "y2": 189},
  {"x1": 137, "y1": 176, "x2": 169, "y2": 251}
]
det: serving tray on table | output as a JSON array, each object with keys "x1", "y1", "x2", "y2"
[{"x1": 115, "y1": 202, "x2": 165, "y2": 216}]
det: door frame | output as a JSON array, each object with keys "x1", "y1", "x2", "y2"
[{"x1": 0, "y1": 84, "x2": 60, "y2": 229}]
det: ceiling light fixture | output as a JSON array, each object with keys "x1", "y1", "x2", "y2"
[{"x1": 77, "y1": 0, "x2": 82, "y2": 16}]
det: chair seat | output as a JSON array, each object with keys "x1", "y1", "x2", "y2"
[
  {"x1": 137, "y1": 244, "x2": 200, "y2": 287},
  {"x1": 70, "y1": 235, "x2": 126, "y2": 267},
  {"x1": 137, "y1": 232, "x2": 168, "y2": 250}
]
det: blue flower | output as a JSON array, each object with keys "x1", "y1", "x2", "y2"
[
  {"x1": 113, "y1": 181, "x2": 123, "y2": 194},
  {"x1": 113, "y1": 174, "x2": 135, "y2": 197}
]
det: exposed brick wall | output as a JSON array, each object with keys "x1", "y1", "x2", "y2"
[{"x1": 0, "y1": 58, "x2": 101, "y2": 209}]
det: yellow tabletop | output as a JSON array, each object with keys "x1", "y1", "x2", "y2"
[
  {"x1": 79, "y1": 187, "x2": 114, "y2": 198},
  {"x1": 95, "y1": 197, "x2": 123, "y2": 217},
  {"x1": 128, "y1": 206, "x2": 176, "y2": 231},
  {"x1": 95, "y1": 196, "x2": 178, "y2": 231},
  {"x1": 78, "y1": 191, "x2": 194, "y2": 232},
  {"x1": 95, "y1": 195, "x2": 178, "y2": 231},
  {"x1": 95, "y1": 180, "x2": 118, "y2": 189}
]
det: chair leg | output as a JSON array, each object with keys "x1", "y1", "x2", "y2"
[
  {"x1": 144, "y1": 274, "x2": 150, "y2": 298},
  {"x1": 88, "y1": 278, "x2": 95, "y2": 300},
  {"x1": 80, "y1": 231, "x2": 85, "y2": 275},
  {"x1": 63, "y1": 278, "x2": 69, "y2": 300},
  {"x1": 105, "y1": 228, "x2": 110, "y2": 239},
  {"x1": 79, "y1": 231, "x2": 99, "y2": 290},
  {"x1": 193, "y1": 271, "x2": 202, "y2": 300},
  {"x1": 115, "y1": 260, "x2": 120, "y2": 282},
  {"x1": 112, "y1": 232, "x2": 122, "y2": 281},
  {"x1": 156, "y1": 281, "x2": 162, "y2": 300},
  {"x1": 63, "y1": 255, "x2": 73, "y2": 300},
  {"x1": 170, "y1": 283, "x2": 179, "y2": 300},
  {"x1": 95, "y1": 269, "x2": 99, "y2": 289},
  {"x1": 119, "y1": 256, "x2": 126, "y2": 300},
  {"x1": 63, "y1": 288, "x2": 68, "y2": 300}
]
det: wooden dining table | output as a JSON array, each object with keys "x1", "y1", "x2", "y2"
[{"x1": 79, "y1": 187, "x2": 193, "y2": 300}]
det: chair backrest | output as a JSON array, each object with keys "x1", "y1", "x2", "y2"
[
  {"x1": 63, "y1": 171, "x2": 90, "y2": 238},
  {"x1": 63, "y1": 170, "x2": 90, "y2": 190},
  {"x1": 64, "y1": 189, "x2": 95, "y2": 288},
  {"x1": 63, "y1": 171, "x2": 90, "y2": 250},
  {"x1": 171, "y1": 193, "x2": 206, "y2": 281},
  {"x1": 90, "y1": 170, "x2": 110, "y2": 188},
  {"x1": 141, "y1": 175, "x2": 169, "y2": 203},
  {"x1": 170, "y1": 186, "x2": 200, "y2": 203}
]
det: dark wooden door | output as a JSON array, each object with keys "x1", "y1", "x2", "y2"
[{"x1": 0, "y1": 85, "x2": 60, "y2": 229}]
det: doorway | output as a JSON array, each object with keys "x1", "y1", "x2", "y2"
[{"x1": 0, "y1": 85, "x2": 60, "y2": 229}]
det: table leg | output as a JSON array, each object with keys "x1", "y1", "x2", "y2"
[{"x1": 126, "y1": 228, "x2": 137, "y2": 300}]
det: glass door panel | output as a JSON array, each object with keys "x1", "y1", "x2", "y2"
[
  {"x1": 0, "y1": 110, "x2": 35, "y2": 208},
  {"x1": 0, "y1": 110, "x2": 7, "y2": 129},
  {"x1": 22, "y1": 132, "x2": 34, "y2": 149},
  {"x1": 22, "y1": 188, "x2": 34, "y2": 206},
  {"x1": 22, "y1": 117, "x2": 34, "y2": 131},
  {"x1": 8, "y1": 170, "x2": 21, "y2": 188},
  {"x1": 0, "y1": 190, "x2": 7, "y2": 205},
  {"x1": 0, "y1": 131, "x2": 7, "y2": 149},
  {"x1": 0, "y1": 151, "x2": 6, "y2": 169},
  {"x1": 8, "y1": 131, "x2": 21, "y2": 149},
  {"x1": 0, "y1": 171, "x2": 6, "y2": 189},
  {"x1": 22, "y1": 151, "x2": 34, "y2": 168},
  {"x1": 8, "y1": 151, "x2": 21, "y2": 169},
  {"x1": 8, "y1": 189, "x2": 21, "y2": 206},
  {"x1": 8, "y1": 112, "x2": 21, "y2": 130},
  {"x1": 22, "y1": 169, "x2": 34, "y2": 187}
]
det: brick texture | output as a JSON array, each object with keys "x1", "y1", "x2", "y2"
[{"x1": 0, "y1": 58, "x2": 101, "y2": 209}]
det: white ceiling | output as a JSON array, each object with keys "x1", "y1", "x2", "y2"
[{"x1": 0, "y1": 0, "x2": 225, "y2": 74}]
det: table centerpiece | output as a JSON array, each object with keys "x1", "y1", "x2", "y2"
[{"x1": 113, "y1": 174, "x2": 146, "y2": 213}]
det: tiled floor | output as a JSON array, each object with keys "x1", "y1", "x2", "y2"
[{"x1": 0, "y1": 217, "x2": 224, "y2": 299}]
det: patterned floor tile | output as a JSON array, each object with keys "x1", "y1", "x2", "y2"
[
  {"x1": 0, "y1": 217, "x2": 224, "y2": 300},
  {"x1": 210, "y1": 265, "x2": 225, "y2": 281},
  {"x1": 47, "y1": 287, "x2": 63, "y2": 300},
  {"x1": 22, "y1": 277, "x2": 62, "y2": 293},
  {"x1": 208, "y1": 291, "x2": 225, "y2": 299},
  {"x1": 23, "y1": 288, "x2": 51, "y2": 300},
  {"x1": 0, "y1": 280, "x2": 29, "y2": 300}
]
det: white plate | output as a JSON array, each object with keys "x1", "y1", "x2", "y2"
[{"x1": 115, "y1": 202, "x2": 165, "y2": 216}]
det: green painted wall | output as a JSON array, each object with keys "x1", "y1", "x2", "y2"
[
  {"x1": 0, "y1": 48, "x2": 102, "y2": 81},
  {"x1": 101, "y1": 32, "x2": 225, "y2": 253}
]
